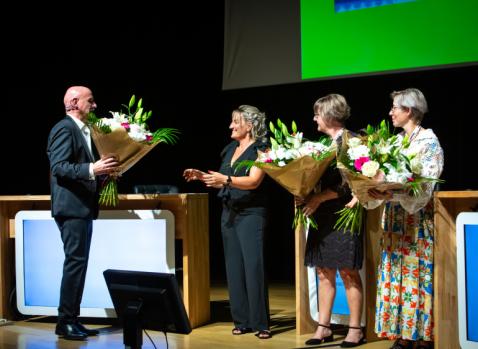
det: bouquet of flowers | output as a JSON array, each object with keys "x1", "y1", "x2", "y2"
[
  {"x1": 335, "y1": 119, "x2": 442, "y2": 232},
  {"x1": 88, "y1": 95, "x2": 179, "y2": 206},
  {"x1": 236, "y1": 119, "x2": 335, "y2": 229}
]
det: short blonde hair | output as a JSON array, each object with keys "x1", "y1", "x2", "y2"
[{"x1": 313, "y1": 94, "x2": 350, "y2": 126}]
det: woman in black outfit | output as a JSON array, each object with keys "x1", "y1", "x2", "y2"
[
  {"x1": 183, "y1": 105, "x2": 271, "y2": 339},
  {"x1": 297, "y1": 94, "x2": 365, "y2": 347}
]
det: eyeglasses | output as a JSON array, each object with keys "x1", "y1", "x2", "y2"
[{"x1": 390, "y1": 105, "x2": 402, "y2": 111}]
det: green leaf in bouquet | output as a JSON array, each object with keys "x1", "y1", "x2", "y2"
[
  {"x1": 233, "y1": 159, "x2": 258, "y2": 174},
  {"x1": 137, "y1": 97, "x2": 143, "y2": 109},
  {"x1": 334, "y1": 203, "x2": 364, "y2": 234},
  {"x1": 128, "y1": 95, "x2": 136, "y2": 109},
  {"x1": 134, "y1": 107, "x2": 144, "y2": 124},
  {"x1": 270, "y1": 138, "x2": 279, "y2": 150},
  {"x1": 281, "y1": 122, "x2": 290, "y2": 137},
  {"x1": 292, "y1": 120, "x2": 297, "y2": 134},
  {"x1": 402, "y1": 134, "x2": 410, "y2": 148},
  {"x1": 269, "y1": 121, "x2": 276, "y2": 133},
  {"x1": 88, "y1": 112, "x2": 112, "y2": 133},
  {"x1": 276, "y1": 118, "x2": 283, "y2": 129},
  {"x1": 143, "y1": 110, "x2": 153, "y2": 123},
  {"x1": 293, "y1": 207, "x2": 318, "y2": 230},
  {"x1": 274, "y1": 128, "x2": 283, "y2": 144},
  {"x1": 152, "y1": 128, "x2": 180, "y2": 145},
  {"x1": 405, "y1": 176, "x2": 444, "y2": 197},
  {"x1": 99, "y1": 177, "x2": 119, "y2": 207}
]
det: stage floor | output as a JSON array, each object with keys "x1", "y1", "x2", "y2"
[{"x1": 0, "y1": 282, "x2": 393, "y2": 348}]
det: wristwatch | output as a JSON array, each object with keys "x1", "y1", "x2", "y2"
[{"x1": 225, "y1": 175, "x2": 232, "y2": 187}]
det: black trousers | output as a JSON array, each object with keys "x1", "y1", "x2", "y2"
[
  {"x1": 55, "y1": 217, "x2": 93, "y2": 324},
  {"x1": 221, "y1": 206, "x2": 269, "y2": 331}
]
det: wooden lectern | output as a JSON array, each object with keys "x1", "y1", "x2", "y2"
[
  {"x1": 0, "y1": 193, "x2": 210, "y2": 328},
  {"x1": 295, "y1": 190, "x2": 478, "y2": 349},
  {"x1": 434, "y1": 191, "x2": 478, "y2": 349}
]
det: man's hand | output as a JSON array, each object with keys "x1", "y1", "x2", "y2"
[{"x1": 93, "y1": 156, "x2": 119, "y2": 176}]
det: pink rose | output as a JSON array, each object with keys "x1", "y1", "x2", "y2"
[{"x1": 354, "y1": 156, "x2": 370, "y2": 171}]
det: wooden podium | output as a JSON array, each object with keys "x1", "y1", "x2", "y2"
[
  {"x1": 0, "y1": 193, "x2": 210, "y2": 328},
  {"x1": 295, "y1": 191, "x2": 478, "y2": 349},
  {"x1": 434, "y1": 191, "x2": 478, "y2": 349}
]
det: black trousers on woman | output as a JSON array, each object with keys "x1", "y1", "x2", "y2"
[{"x1": 221, "y1": 205, "x2": 269, "y2": 331}]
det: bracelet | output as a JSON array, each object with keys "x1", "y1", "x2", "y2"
[{"x1": 224, "y1": 175, "x2": 232, "y2": 187}]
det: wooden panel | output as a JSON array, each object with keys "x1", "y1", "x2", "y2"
[
  {"x1": 295, "y1": 222, "x2": 317, "y2": 335},
  {"x1": 364, "y1": 206, "x2": 384, "y2": 342},
  {"x1": 434, "y1": 191, "x2": 478, "y2": 349},
  {"x1": 182, "y1": 195, "x2": 210, "y2": 327}
]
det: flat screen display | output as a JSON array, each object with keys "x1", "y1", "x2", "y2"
[{"x1": 15, "y1": 210, "x2": 175, "y2": 318}]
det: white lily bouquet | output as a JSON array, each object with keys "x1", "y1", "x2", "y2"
[
  {"x1": 335, "y1": 120, "x2": 442, "y2": 232},
  {"x1": 236, "y1": 119, "x2": 335, "y2": 229},
  {"x1": 89, "y1": 95, "x2": 179, "y2": 206}
]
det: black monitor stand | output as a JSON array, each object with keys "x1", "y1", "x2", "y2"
[{"x1": 124, "y1": 300, "x2": 143, "y2": 349}]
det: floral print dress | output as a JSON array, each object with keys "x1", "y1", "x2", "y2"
[{"x1": 374, "y1": 127, "x2": 444, "y2": 341}]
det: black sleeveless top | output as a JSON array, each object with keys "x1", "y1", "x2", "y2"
[{"x1": 217, "y1": 140, "x2": 269, "y2": 211}]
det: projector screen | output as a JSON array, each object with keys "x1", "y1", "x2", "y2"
[{"x1": 222, "y1": 0, "x2": 478, "y2": 89}]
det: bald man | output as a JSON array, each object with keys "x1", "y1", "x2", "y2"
[{"x1": 47, "y1": 86, "x2": 118, "y2": 340}]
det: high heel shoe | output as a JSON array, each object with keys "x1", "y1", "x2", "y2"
[
  {"x1": 340, "y1": 326, "x2": 366, "y2": 347},
  {"x1": 305, "y1": 323, "x2": 334, "y2": 345}
]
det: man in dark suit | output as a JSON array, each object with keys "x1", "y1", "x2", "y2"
[{"x1": 47, "y1": 86, "x2": 118, "y2": 340}]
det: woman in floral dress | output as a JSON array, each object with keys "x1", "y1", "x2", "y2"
[{"x1": 368, "y1": 88, "x2": 444, "y2": 349}]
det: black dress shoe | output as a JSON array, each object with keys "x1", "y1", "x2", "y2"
[
  {"x1": 75, "y1": 321, "x2": 99, "y2": 336},
  {"x1": 55, "y1": 323, "x2": 88, "y2": 340}
]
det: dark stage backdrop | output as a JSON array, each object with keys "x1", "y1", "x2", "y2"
[{"x1": 4, "y1": 3, "x2": 478, "y2": 283}]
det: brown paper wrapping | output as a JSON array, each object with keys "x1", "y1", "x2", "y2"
[
  {"x1": 337, "y1": 163, "x2": 404, "y2": 203},
  {"x1": 260, "y1": 153, "x2": 335, "y2": 198},
  {"x1": 91, "y1": 126, "x2": 160, "y2": 175},
  {"x1": 336, "y1": 130, "x2": 404, "y2": 203}
]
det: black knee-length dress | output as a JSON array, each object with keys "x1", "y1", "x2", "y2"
[{"x1": 304, "y1": 159, "x2": 363, "y2": 270}]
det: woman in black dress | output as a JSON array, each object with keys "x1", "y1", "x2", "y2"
[
  {"x1": 183, "y1": 105, "x2": 271, "y2": 339},
  {"x1": 298, "y1": 94, "x2": 365, "y2": 347}
]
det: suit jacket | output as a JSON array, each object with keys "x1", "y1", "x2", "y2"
[{"x1": 47, "y1": 116, "x2": 100, "y2": 219}]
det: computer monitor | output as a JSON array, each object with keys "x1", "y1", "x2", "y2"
[
  {"x1": 456, "y1": 212, "x2": 478, "y2": 349},
  {"x1": 15, "y1": 209, "x2": 175, "y2": 318},
  {"x1": 103, "y1": 269, "x2": 191, "y2": 347}
]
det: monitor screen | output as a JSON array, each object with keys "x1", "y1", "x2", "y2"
[
  {"x1": 15, "y1": 210, "x2": 175, "y2": 318},
  {"x1": 104, "y1": 269, "x2": 192, "y2": 334},
  {"x1": 456, "y1": 212, "x2": 478, "y2": 349}
]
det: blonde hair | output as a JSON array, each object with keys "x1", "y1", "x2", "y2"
[
  {"x1": 235, "y1": 105, "x2": 267, "y2": 142},
  {"x1": 313, "y1": 94, "x2": 350, "y2": 126}
]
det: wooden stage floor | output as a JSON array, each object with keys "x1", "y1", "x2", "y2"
[{"x1": 0, "y1": 282, "x2": 393, "y2": 349}]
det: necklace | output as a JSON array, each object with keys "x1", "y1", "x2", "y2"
[{"x1": 409, "y1": 125, "x2": 422, "y2": 143}]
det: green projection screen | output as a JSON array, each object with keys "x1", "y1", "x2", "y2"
[
  {"x1": 301, "y1": 0, "x2": 478, "y2": 80},
  {"x1": 222, "y1": 0, "x2": 478, "y2": 90}
]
